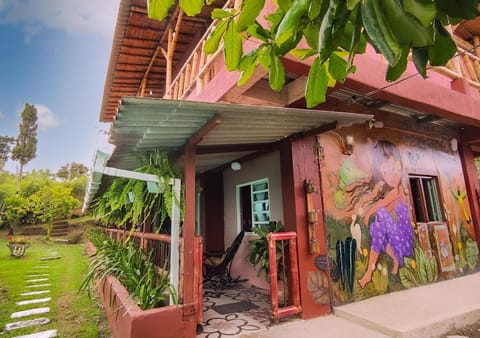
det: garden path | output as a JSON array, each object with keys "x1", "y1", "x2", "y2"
[{"x1": 2, "y1": 254, "x2": 59, "y2": 338}]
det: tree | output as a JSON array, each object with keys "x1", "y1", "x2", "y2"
[
  {"x1": 11, "y1": 103, "x2": 38, "y2": 189},
  {"x1": 56, "y1": 162, "x2": 88, "y2": 181},
  {"x1": 148, "y1": 0, "x2": 480, "y2": 108},
  {"x1": 0, "y1": 135, "x2": 14, "y2": 171}
]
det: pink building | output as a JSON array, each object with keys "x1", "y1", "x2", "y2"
[{"x1": 85, "y1": 1, "x2": 480, "y2": 336}]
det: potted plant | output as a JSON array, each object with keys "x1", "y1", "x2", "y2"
[
  {"x1": 246, "y1": 221, "x2": 289, "y2": 302},
  {"x1": 7, "y1": 236, "x2": 31, "y2": 258}
]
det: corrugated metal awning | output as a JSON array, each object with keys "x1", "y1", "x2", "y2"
[{"x1": 107, "y1": 97, "x2": 374, "y2": 173}]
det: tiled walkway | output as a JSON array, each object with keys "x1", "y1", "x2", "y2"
[
  {"x1": 198, "y1": 283, "x2": 273, "y2": 337},
  {"x1": 2, "y1": 254, "x2": 60, "y2": 338}
]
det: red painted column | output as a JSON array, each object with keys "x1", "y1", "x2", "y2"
[
  {"x1": 183, "y1": 143, "x2": 197, "y2": 333},
  {"x1": 458, "y1": 143, "x2": 480, "y2": 245},
  {"x1": 280, "y1": 136, "x2": 331, "y2": 319}
]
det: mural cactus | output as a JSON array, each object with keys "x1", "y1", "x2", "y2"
[{"x1": 335, "y1": 237, "x2": 357, "y2": 295}]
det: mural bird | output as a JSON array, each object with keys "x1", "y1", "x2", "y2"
[{"x1": 451, "y1": 188, "x2": 472, "y2": 224}]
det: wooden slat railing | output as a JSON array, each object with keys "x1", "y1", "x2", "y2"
[
  {"x1": 163, "y1": 0, "x2": 236, "y2": 100},
  {"x1": 164, "y1": 8, "x2": 480, "y2": 99},
  {"x1": 103, "y1": 228, "x2": 172, "y2": 271},
  {"x1": 431, "y1": 35, "x2": 480, "y2": 91}
]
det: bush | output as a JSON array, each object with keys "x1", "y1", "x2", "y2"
[{"x1": 80, "y1": 230, "x2": 177, "y2": 310}]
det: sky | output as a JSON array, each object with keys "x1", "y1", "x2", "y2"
[{"x1": 0, "y1": 0, "x2": 119, "y2": 174}]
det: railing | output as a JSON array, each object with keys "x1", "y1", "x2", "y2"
[
  {"x1": 267, "y1": 231, "x2": 302, "y2": 320},
  {"x1": 163, "y1": 0, "x2": 236, "y2": 100},
  {"x1": 429, "y1": 35, "x2": 480, "y2": 91},
  {"x1": 103, "y1": 228, "x2": 173, "y2": 272}
]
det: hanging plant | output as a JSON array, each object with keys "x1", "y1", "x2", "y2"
[{"x1": 92, "y1": 151, "x2": 184, "y2": 233}]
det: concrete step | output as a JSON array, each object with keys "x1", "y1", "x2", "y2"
[
  {"x1": 13, "y1": 329, "x2": 57, "y2": 338},
  {"x1": 50, "y1": 232, "x2": 68, "y2": 237}
]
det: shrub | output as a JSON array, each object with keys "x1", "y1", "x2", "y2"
[{"x1": 80, "y1": 230, "x2": 176, "y2": 310}]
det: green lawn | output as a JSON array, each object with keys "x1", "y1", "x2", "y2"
[{"x1": 0, "y1": 235, "x2": 110, "y2": 337}]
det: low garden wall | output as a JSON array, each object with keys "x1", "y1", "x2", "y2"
[{"x1": 85, "y1": 242, "x2": 197, "y2": 338}]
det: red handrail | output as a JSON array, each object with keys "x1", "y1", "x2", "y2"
[{"x1": 267, "y1": 231, "x2": 302, "y2": 320}]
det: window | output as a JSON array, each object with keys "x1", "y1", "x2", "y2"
[
  {"x1": 409, "y1": 175, "x2": 443, "y2": 222},
  {"x1": 238, "y1": 179, "x2": 270, "y2": 232}
]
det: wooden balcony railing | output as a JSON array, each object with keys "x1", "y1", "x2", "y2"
[
  {"x1": 164, "y1": 6, "x2": 480, "y2": 100},
  {"x1": 163, "y1": 0, "x2": 236, "y2": 100},
  {"x1": 429, "y1": 35, "x2": 480, "y2": 92}
]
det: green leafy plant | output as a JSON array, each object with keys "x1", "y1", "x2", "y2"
[
  {"x1": 92, "y1": 151, "x2": 184, "y2": 233},
  {"x1": 399, "y1": 245, "x2": 438, "y2": 288},
  {"x1": 246, "y1": 221, "x2": 285, "y2": 281},
  {"x1": 80, "y1": 230, "x2": 176, "y2": 310},
  {"x1": 147, "y1": 0, "x2": 479, "y2": 108}
]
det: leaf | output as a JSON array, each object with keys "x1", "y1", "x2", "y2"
[
  {"x1": 304, "y1": 22, "x2": 320, "y2": 50},
  {"x1": 436, "y1": 0, "x2": 480, "y2": 19},
  {"x1": 179, "y1": 0, "x2": 204, "y2": 16},
  {"x1": 306, "y1": 56, "x2": 328, "y2": 108},
  {"x1": 277, "y1": 0, "x2": 293, "y2": 11},
  {"x1": 318, "y1": 0, "x2": 349, "y2": 64},
  {"x1": 347, "y1": 0, "x2": 360, "y2": 10},
  {"x1": 386, "y1": 45, "x2": 409, "y2": 81},
  {"x1": 211, "y1": 8, "x2": 233, "y2": 19},
  {"x1": 380, "y1": 0, "x2": 434, "y2": 48},
  {"x1": 428, "y1": 20, "x2": 457, "y2": 66},
  {"x1": 403, "y1": 0, "x2": 436, "y2": 26},
  {"x1": 268, "y1": 50, "x2": 285, "y2": 91},
  {"x1": 308, "y1": 0, "x2": 323, "y2": 19},
  {"x1": 237, "y1": 51, "x2": 259, "y2": 86},
  {"x1": 290, "y1": 48, "x2": 317, "y2": 60},
  {"x1": 204, "y1": 20, "x2": 228, "y2": 54},
  {"x1": 224, "y1": 20, "x2": 243, "y2": 71},
  {"x1": 399, "y1": 265, "x2": 418, "y2": 288},
  {"x1": 247, "y1": 22, "x2": 271, "y2": 41},
  {"x1": 412, "y1": 47, "x2": 428, "y2": 78},
  {"x1": 361, "y1": 0, "x2": 402, "y2": 66},
  {"x1": 328, "y1": 52, "x2": 348, "y2": 82},
  {"x1": 238, "y1": 0, "x2": 265, "y2": 31},
  {"x1": 275, "y1": 0, "x2": 309, "y2": 47},
  {"x1": 147, "y1": 0, "x2": 175, "y2": 21}
]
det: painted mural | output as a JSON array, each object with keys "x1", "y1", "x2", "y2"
[{"x1": 314, "y1": 127, "x2": 479, "y2": 305}]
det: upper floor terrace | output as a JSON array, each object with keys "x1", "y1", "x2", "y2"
[{"x1": 99, "y1": 0, "x2": 480, "y2": 153}]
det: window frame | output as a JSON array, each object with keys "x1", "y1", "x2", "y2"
[
  {"x1": 236, "y1": 178, "x2": 271, "y2": 233},
  {"x1": 408, "y1": 173, "x2": 444, "y2": 223}
]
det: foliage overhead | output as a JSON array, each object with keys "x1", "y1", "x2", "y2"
[
  {"x1": 11, "y1": 103, "x2": 38, "y2": 168},
  {"x1": 148, "y1": 0, "x2": 479, "y2": 107}
]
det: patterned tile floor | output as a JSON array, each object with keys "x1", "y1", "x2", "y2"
[{"x1": 197, "y1": 283, "x2": 272, "y2": 337}]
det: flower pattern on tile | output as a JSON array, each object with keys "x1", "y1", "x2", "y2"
[{"x1": 201, "y1": 314, "x2": 261, "y2": 337}]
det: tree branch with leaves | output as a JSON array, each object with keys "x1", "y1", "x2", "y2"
[{"x1": 148, "y1": 0, "x2": 479, "y2": 107}]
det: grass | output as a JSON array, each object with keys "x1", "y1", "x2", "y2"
[{"x1": 0, "y1": 234, "x2": 110, "y2": 337}]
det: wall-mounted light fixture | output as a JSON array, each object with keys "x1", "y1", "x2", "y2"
[
  {"x1": 367, "y1": 119, "x2": 384, "y2": 129},
  {"x1": 450, "y1": 138, "x2": 458, "y2": 152},
  {"x1": 231, "y1": 161, "x2": 242, "y2": 171},
  {"x1": 343, "y1": 135, "x2": 354, "y2": 155}
]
